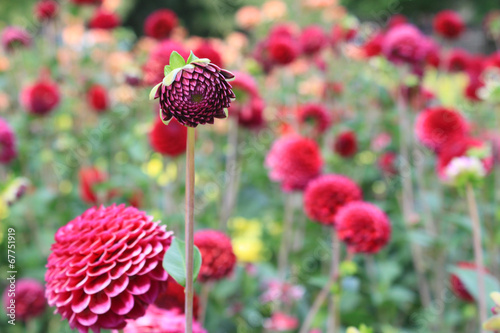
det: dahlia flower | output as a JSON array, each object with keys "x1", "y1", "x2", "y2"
[
  {"x1": 264, "y1": 312, "x2": 299, "y2": 331},
  {"x1": 150, "y1": 51, "x2": 235, "y2": 128},
  {"x1": 143, "y1": 41, "x2": 188, "y2": 86},
  {"x1": 87, "y1": 84, "x2": 109, "y2": 113},
  {"x1": 333, "y1": 130, "x2": 358, "y2": 158},
  {"x1": 70, "y1": 0, "x2": 102, "y2": 5},
  {"x1": 382, "y1": 24, "x2": 431, "y2": 67},
  {"x1": 433, "y1": 10, "x2": 465, "y2": 40},
  {"x1": 89, "y1": 9, "x2": 121, "y2": 30},
  {"x1": 3, "y1": 278, "x2": 46, "y2": 321},
  {"x1": 20, "y1": 78, "x2": 60, "y2": 116},
  {"x1": 193, "y1": 41, "x2": 224, "y2": 68},
  {"x1": 78, "y1": 167, "x2": 113, "y2": 204},
  {"x1": 149, "y1": 118, "x2": 187, "y2": 157},
  {"x1": 378, "y1": 152, "x2": 398, "y2": 176},
  {"x1": 45, "y1": 204, "x2": 173, "y2": 332},
  {"x1": 34, "y1": 0, "x2": 58, "y2": 21},
  {"x1": 300, "y1": 25, "x2": 327, "y2": 56},
  {"x1": 303, "y1": 174, "x2": 362, "y2": 226},
  {"x1": 193, "y1": 230, "x2": 236, "y2": 282},
  {"x1": 387, "y1": 14, "x2": 407, "y2": 29},
  {"x1": 144, "y1": 9, "x2": 178, "y2": 40},
  {"x1": 267, "y1": 35, "x2": 300, "y2": 65},
  {"x1": 446, "y1": 49, "x2": 471, "y2": 72},
  {"x1": 265, "y1": 135, "x2": 323, "y2": 192},
  {"x1": 336, "y1": 202, "x2": 391, "y2": 254},
  {"x1": 1, "y1": 26, "x2": 31, "y2": 52},
  {"x1": 363, "y1": 32, "x2": 384, "y2": 58},
  {"x1": 260, "y1": 280, "x2": 305, "y2": 305},
  {"x1": 0, "y1": 118, "x2": 17, "y2": 164},
  {"x1": 154, "y1": 276, "x2": 200, "y2": 318},
  {"x1": 297, "y1": 103, "x2": 332, "y2": 134},
  {"x1": 450, "y1": 262, "x2": 489, "y2": 302},
  {"x1": 230, "y1": 71, "x2": 265, "y2": 129}
]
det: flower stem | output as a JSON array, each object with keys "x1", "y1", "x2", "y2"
[
  {"x1": 465, "y1": 183, "x2": 487, "y2": 333},
  {"x1": 327, "y1": 229, "x2": 341, "y2": 333},
  {"x1": 220, "y1": 116, "x2": 240, "y2": 229},
  {"x1": 278, "y1": 193, "x2": 295, "y2": 281},
  {"x1": 199, "y1": 282, "x2": 213, "y2": 326},
  {"x1": 185, "y1": 127, "x2": 196, "y2": 333}
]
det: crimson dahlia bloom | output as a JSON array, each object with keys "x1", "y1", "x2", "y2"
[
  {"x1": 304, "y1": 174, "x2": 362, "y2": 226},
  {"x1": 297, "y1": 103, "x2": 332, "y2": 134},
  {"x1": 268, "y1": 36, "x2": 300, "y2": 65},
  {"x1": 415, "y1": 106, "x2": 469, "y2": 152},
  {"x1": 3, "y1": 278, "x2": 46, "y2": 321},
  {"x1": 143, "y1": 41, "x2": 189, "y2": 86},
  {"x1": 387, "y1": 14, "x2": 407, "y2": 29},
  {"x1": 363, "y1": 32, "x2": 384, "y2": 58},
  {"x1": 193, "y1": 41, "x2": 224, "y2": 68},
  {"x1": 266, "y1": 135, "x2": 323, "y2": 192},
  {"x1": 154, "y1": 276, "x2": 200, "y2": 318},
  {"x1": 89, "y1": 9, "x2": 121, "y2": 30},
  {"x1": 79, "y1": 167, "x2": 114, "y2": 204},
  {"x1": 194, "y1": 230, "x2": 237, "y2": 282},
  {"x1": 450, "y1": 262, "x2": 489, "y2": 302},
  {"x1": 34, "y1": 0, "x2": 58, "y2": 21},
  {"x1": 331, "y1": 25, "x2": 356, "y2": 47},
  {"x1": 0, "y1": 118, "x2": 17, "y2": 164},
  {"x1": 333, "y1": 130, "x2": 358, "y2": 158},
  {"x1": 230, "y1": 71, "x2": 265, "y2": 129},
  {"x1": 150, "y1": 52, "x2": 235, "y2": 128},
  {"x1": 70, "y1": 0, "x2": 102, "y2": 5},
  {"x1": 87, "y1": 84, "x2": 109, "y2": 112},
  {"x1": 433, "y1": 10, "x2": 465, "y2": 40},
  {"x1": 20, "y1": 78, "x2": 60, "y2": 116},
  {"x1": 121, "y1": 306, "x2": 206, "y2": 333},
  {"x1": 300, "y1": 25, "x2": 327, "y2": 56},
  {"x1": 446, "y1": 49, "x2": 471, "y2": 72},
  {"x1": 45, "y1": 204, "x2": 173, "y2": 333},
  {"x1": 144, "y1": 9, "x2": 178, "y2": 40},
  {"x1": 336, "y1": 202, "x2": 391, "y2": 254},
  {"x1": 1, "y1": 26, "x2": 31, "y2": 52},
  {"x1": 149, "y1": 118, "x2": 187, "y2": 157}
]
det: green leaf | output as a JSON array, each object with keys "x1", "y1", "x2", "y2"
[
  {"x1": 162, "y1": 68, "x2": 182, "y2": 86},
  {"x1": 449, "y1": 266, "x2": 500, "y2": 309},
  {"x1": 164, "y1": 65, "x2": 172, "y2": 76},
  {"x1": 187, "y1": 51, "x2": 199, "y2": 64},
  {"x1": 163, "y1": 237, "x2": 202, "y2": 287},
  {"x1": 149, "y1": 82, "x2": 162, "y2": 100},
  {"x1": 169, "y1": 51, "x2": 186, "y2": 69}
]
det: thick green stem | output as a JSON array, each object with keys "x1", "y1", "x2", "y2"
[
  {"x1": 185, "y1": 127, "x2": 196, "y2": 333},
  {"x1": 466, "y1": 183, "x2": 487, "y2": 333}
]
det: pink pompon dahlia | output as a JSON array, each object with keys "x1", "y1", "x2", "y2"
[
  {"x1": 89, "y1": 9, "x2": 121, "y2": 30},
  {"x1": 144, "y1": 9, "x2": 178, "y2": 40},
  {"x1": 20, "y1": 77, "x2": 60, "y2": 116},
  {"x1": 1, "y1": 26, "x2": 31, "y2": 52},
  {"x1": 303, "y1": 174, "x2": 362, "y2": 226},
  {"x1": 120, "y1": 306, "x2": 206, "y2": 333},
  {"x1": 194, "y1": 230, "x2": 237, "y2": 283},
  {"x1": 450, "y1": 262, "x2": 489, "y2": 302},
  {"x1": 0, "y1": 118, "x2": 17, "y2": 164},
  {"x1": 297, "y1": 103, "x2": 332, "y2": 134},
  {"x1": 3, "y1": 278, "x2": 46, "y2": 321},
  {"x1": 265, "y1": 135, "x2": 323, "y2": 192},
  {"x1": 34, "y1": 0, "x2": 59, "y2": 21},
  {"x1": 150, "y1": 51, "x2": 235, "y2": 128},
  {"x1": 415, "y1": 106, "x2": 469, "y2": 152},
  {"x1": 149, "y1": 117, "x2": 187, "y2": 157},
  {"x1": 45, "y1": 204, "x2": 173, "y2": 333},
  {"x1": 433, "y1": 10, "x2": 465, "y2": 40},
  {"x1": 143, "y1": 41, "x2": 189, "y2": 86},
  {"x1": 300, "y1": 25, "x2": 328, "y2": 56},
  {"x1": 336, "y1": 202, "x2": 391, "y2": 254}
]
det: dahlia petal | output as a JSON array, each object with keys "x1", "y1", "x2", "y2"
[
  {"x1": 76, "y1": 309, "x2": 98, "y2": 326},
  {"x1": 87, "y1": 261, "x2": 116, "y2": 277},
  {"x1": 149, "y1": 264, "x2": 169, "y2": 281},
  {"x1": 84, "y1": 273, "x2": 112, "y2": 295},
  {"x1": 138, "y1": 279, "x2": 160, "y2": 304},
  {"x1": 127, "y1": 275, "x2": 151, "y2": 295},
  {"x1": 127, "y1": 260, "x2": 146, "y2": 276},
  {"x1": 109, "y1": 260, "x2": 133, "y2": 279},
  {"x1": 71, "y1": 291, "x2": 91, "y2": 314},
  {"x1": 110, "y1": 291, "x2": 134, "y2": 315},
  {"x1": 104, "y1": 275, "x2": 129, "y2": 297},
  {"x1": 88, "y1": 292, "x2": 111, "y2": 315}
]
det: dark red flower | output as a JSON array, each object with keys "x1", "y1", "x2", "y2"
[
  {"x1": 426, "y1": 45, "x2": 441, "y2": 68},
  {"x1": 144, "y1": 9, "x2": 178, "y2": 40},
  {"x1": 304, "y1": 174, "x2": 362, "y2": 226},
  {"x1": 89, "y1": 9, "x2": 120, "y2": 30},
  {"x1": 378, "y1": 152, "x2": 398, "y2": 175},
  {"x1": 333, "y1": 130, "x2": 358, "y2": 158},
  {"x1": 266, "y1": 135, "x2": 323, "y2": 192},
  {"x1": 149, "y1": 118, "x2": 187, "y2": 157},
  {"x1": 194, "y1": 230, "x2": 236, "y2": 283},
  {"x1": 193, "y1": 41, "x2": 224, "y2": 68},
  {"x1": 1, "y1": 26, "x2": 31, "y2": 52},
  {"x1": 20, "y1": 78, "x2": 60, "y2": 116},
  {"x1": 143, "y1": 41, "x2": 189, "y2": 86},
  {"x1": 300, "y1": 25, "x2": 327, "y2": 56},
  {"x1": 70, "y1": 0, "x2": 102, "y2": 5},
  {"x1": 34, "y1": 0, "x2": 58, "y2": 21},
  {"x1": 434, "y1": 10, "x2": 465, "y2": 40},
  {"x1": 45, "y1": 205, "x2": 173, "y2": 332},
  {"x1": 415, "y1": 106, "x2": 469, "y2": 152},
  {"x1": 87, "y1": 84, "x2": 109, "y2": 112},
  {"x1": 79, "y1": 167, "x2": 111, "y2": 204},
  {"x1": 336, "y1": 202, "x2": 391, "y2": 254},
  {"x1": 267, "y1": 36, "x2": 300, "y2": 65},
  {"x1": 297, "y1": 103, "x2": 332, "y2": 134},
  {"x1": 0, "y1": 118, "x2": 17, "y2": 164},
  {"x1": 3, "y1": 278, "x2": 46, "y2": 321},
  {"x1": 446, "y1": 49, "x2": 471, "y2": 72},
  {"x1": 154, "y1": 276, "x2": 199, "y2": 318},
  {"x1": 363, "y1": 32, "x2": 384, "y2": 58},
  {"x1": 450, "y1": 262, "x2": 489, "y2": 302}
]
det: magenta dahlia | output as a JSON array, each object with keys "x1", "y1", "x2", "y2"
[
  {"x1": 382, "y1": 24, "x2": 431, "y2": 67},
  {"x1": 1, "y1": 26, "x2": 31, "y2": 52},
  {"x1": 3, "y1": 278, "x2": 46, "y2": 321},
  {"x1": 20, "y1": 78, "x2": 60, "y2": 116},
  {"x1": 230, "y1": 71, "x2": 265, "y2": 129},
  {"x1": 300, "y1": 25, "x2": 327, "y2": 56},
  {"x1": 194, "y1": 230, "x2": 237, "y2": 283},
  {"x1": 265, "y1": 135, "x2": 323, "y2": 192},
  {"x1": 150, "y1": 51, "x2": 235, "y2": 128},
  {"x1": 336, "y1": 202, "x2": 391, "y2": 254},
  {"x1": 0, "y1": 118, "x2": 17, "y2": 164},
  {"x1": 45, "y1": 204, "x2": 173, "y2": 332},
  {"x1": 303, "y1": 174, "x2": 362, "y2": 226}
]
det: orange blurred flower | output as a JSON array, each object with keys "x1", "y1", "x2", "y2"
[
  {"x1": 303, "y1": 0, "x2": 337, "y2": 9},
  {"x1": 262, "y1": 0, "x2": 287, "y2": 21},
  {"x1": 236, "y1": 6, "x2": 262, "y2": 29}
]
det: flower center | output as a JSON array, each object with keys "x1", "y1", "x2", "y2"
[{"x1": 191, "y1": 93, "x2": 203, "y2": 103}]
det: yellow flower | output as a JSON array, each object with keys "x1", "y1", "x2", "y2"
[
  {"x1": 0, "y1": 199, "x2": 9, "y2": 220},
  {"x1": 229, "y1": 217, "x2": 262, "y2": 238},
  {"x1": 232, "y1": 237, "x2": 263, "y2": 263}
]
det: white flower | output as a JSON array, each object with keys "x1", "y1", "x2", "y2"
[{"x1": 444, "y1": 156, "x2": 486, "y2": 183}]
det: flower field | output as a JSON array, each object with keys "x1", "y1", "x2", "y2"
[{"x1": 1, "y1": 0, "x2": 500, "y2": 332}]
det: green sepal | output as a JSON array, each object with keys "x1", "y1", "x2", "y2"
[
  {"x1": 149, "y1": 82, "x2": 162, "y2": 100},
  {"x1": 186, "y1": 51, "x2": 199, "y2": 64},
  {"x1": 164, "y1": 65, "x2": 173, "y2": 76},
  {"x1": 169, "y1": 51, "x2": 186, "y2": 69},
  {"x1": 163, "y1": 68, "x2": 182, "y2": 87}
]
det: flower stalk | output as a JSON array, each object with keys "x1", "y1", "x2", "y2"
[{"x1": 185, "y1": 126, "x2": 196, "y2": 333}]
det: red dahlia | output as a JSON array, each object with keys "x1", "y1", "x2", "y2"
[
  {"x1": 378, "y1": 152, "x2": 398, "y2": 175},
  {"x1": 297, "y1": 103, "x2": 332, "y2": 134},
  {"x1": 154, "y1": 276, "x2": 200, "y2": 318},
  {"x1": 331, "y1": 25, "x2": 356, "y2": 47},
  {"x1": 303, "y1": 174, "x2": 362, "y2": 226},
  {"x1": 144, "y1": 9, "x2": 178, "y2": 40},
  {"x1": 70, "y1": 0, "x2": 102, "y2": 5},
  {"x1": 415, "y1": 106, "x2": 469, "y2": 152},
  {"x1": 363, "y1": 32, "x2": 384, "y2": 58},
  {"x1": 89, "y1": 9, "x2": 121, "y2": 30},
  {"x1": 300, "y1": 25, "x2": 327, "y2": 56},
  {"x1": 79, "y1": 167, "x2": 114, "y2": 204},
  {"x1": 20, "y1": 78, "x2": 60, "y2": 116},
  {"x1": 87, "y1": 84, "x2": 109, "y2": 112},
  {"x1": 230, "y1": 71, "x2": 265, "y2": 129},
  {"x1": 193, "y1": 41, "x2": 224, "y2": 68},
  {"x1": 387, "y1": 14, "x2": 407, "y2": 29},
  {"x1": 34, "y1": 0, "x2": 58, "y2": 21},
  {"x1": 0, "y1": 117, "x2": 17, "y2": 164},
  {"x1": 267, "y1": 36, "x2": 300, "y2": 65},
  {"x1": 446, "y1": 49, "x2": 471, "y2": 72},
  {"x1": 142, "y1": 41, "x2": 188, "y2": 86},
  {"x1": 450, "y1": 262, "x2": 489, "y2": 302},
  {"x1": 433, "y1": 10, "x2": 465, "y2": 40},
  {"x1": 194, "y1": 230, "x2": 237, "y2": 282},
  {"x1": 333, "y1": 130, "x2": 358, "y2": 158},
  {"x1": 149, "y1": 118, "x2": 187, "y2": 157},
  {"x1": 336, "y1": 202, "x2": 391, "y2": 254},
  {"x1": 45, "y1": 205, "x2": 173, "y2": 332},
  {"x1": 265, "y1": 135, "x2": 323, "y2": 192},
  {"x1": 3, "y1": 278, "x2": 46, "y2": 321}
]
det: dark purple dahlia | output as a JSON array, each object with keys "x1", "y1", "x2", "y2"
[{"x1": 150, "y1": 51, "x2": 235, "y2": 128}]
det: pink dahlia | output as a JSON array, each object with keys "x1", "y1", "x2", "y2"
[
  {"x1": 264, "y1": 312, "x2": 299, "y2": 331},
  {"x1": 20, "y1": 78, "x2": 60, "y2": 116},
  {"x1": 1, "y1": 26, "x2": 31, "y2": 52},
  {"x1": 382, "y1": 24, "x2": 430, "y2": 67},
  {"x1": 34, "y1": 0, "x2": 58, "y2": 21},
  {"x1": 121, "y1": 306, "x2": 206, "y2": 333},
  {"x1": 0, "y1": 118, "x2": 17, "y2": 164},
  {"x1": 149, "y1": 118, "x2": 187, "y2": 157},
  {"x1": 300, "y1": 25, "x2": 328, "y2": 56},
  {"x1": 336, "y1": 202, "x2": 391, "y2": 254},
  {"x1": 45, "y1": 205, "x2": 173, "y2": 332},
  {"x1": 194, "y1": 230, "x2": 237, "y2": 283},
  {"x1": 303, "y1": 174, "x2": 362, "y2": 226},
  {"x1": 415, "y1": 106, "x2": 469, "y2": 152},
  {"x1": 433, "y1": 10, "x2": 465, "y2": 40},
  {"x1": 265, "y1": 135, "x2": 323, "y2": 192},
  {"x1": 297, "y1": 103, "x2": 332, "y2": 134},
  {"x1": 144, "y1": 9, "x2": 178, "y2": 40},
  {"x1": 3, "y1": 278, "x2": 46, "y2": 321},
  {"x1": 89, "y1": 9, "x2": 121, "y2": 30},
  {"x1": 142, "y1": 41, "x2": 189, "y2": 86}
]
